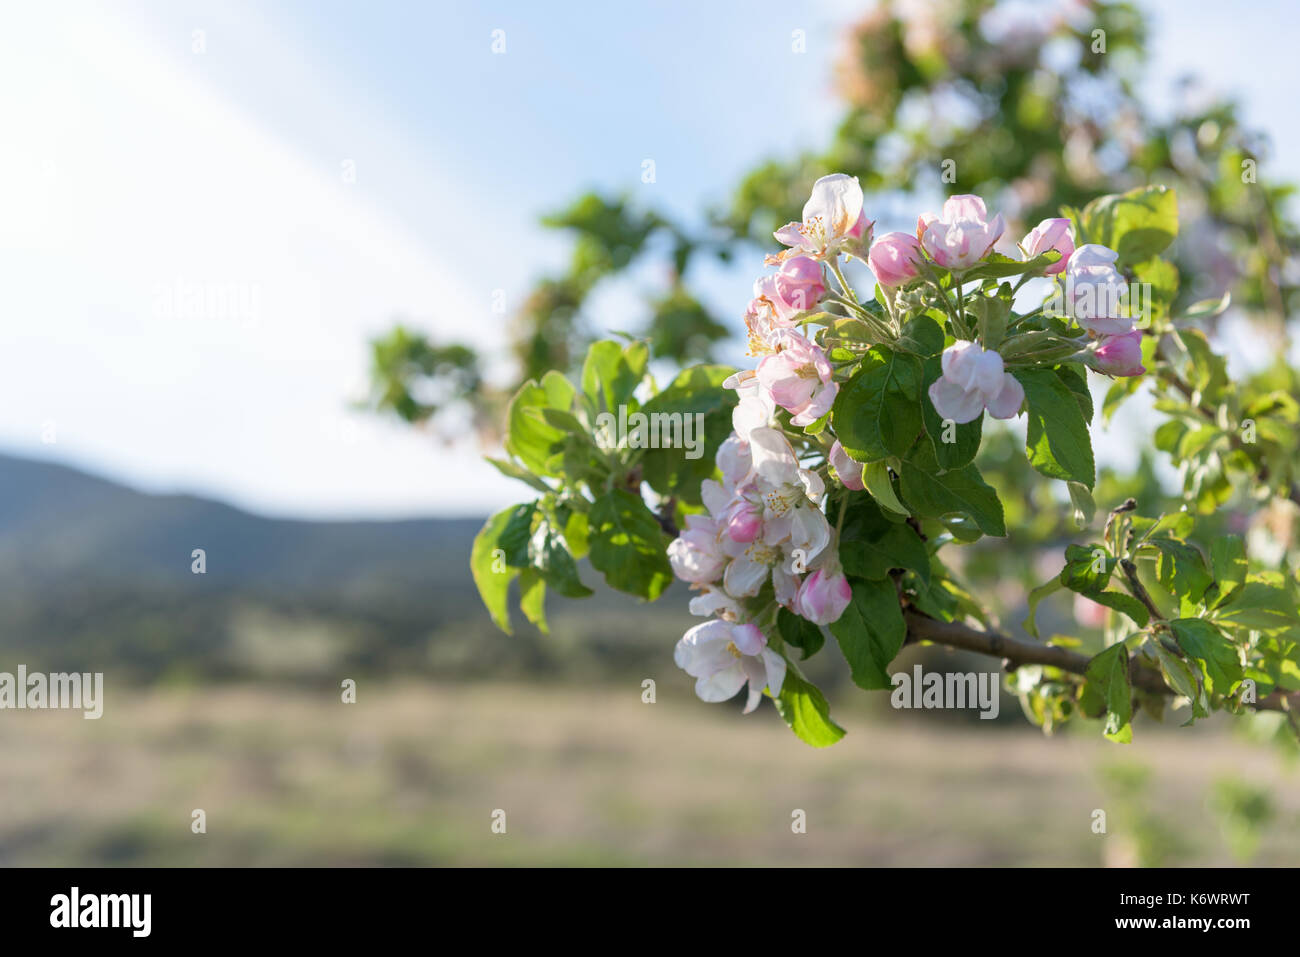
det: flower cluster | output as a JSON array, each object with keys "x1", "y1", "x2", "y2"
[{"x1": 667, "y1": 174, "x2": 1146, "y2": 716}]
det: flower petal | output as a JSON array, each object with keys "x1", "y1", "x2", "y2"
[
  {"x1": 984, "y1": 373, "x2": 1025, "y2": 419},
  {"x1": 928, "y1": 377, "x2": 985, "y2": 424}
]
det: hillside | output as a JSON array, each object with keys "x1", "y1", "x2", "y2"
[{"x1": 0, "y1": 454, "x2": 690, "y2": 681}]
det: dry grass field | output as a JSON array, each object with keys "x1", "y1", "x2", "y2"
[{"x1": 1, "y1": 681, "x2": 1296, "y2": 866}]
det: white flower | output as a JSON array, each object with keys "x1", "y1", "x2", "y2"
[
  {"x1": 1064, "y1": 243, "x2": 1133, "y2": 336},
  {"x1": 723, "y1": 369, "x2": 778, "y2": 440},
  {"x1": 674, "y1": 619, "x2": 788, "y2": 713},
  {"x1": 768, "y1": 173, "x2": 872, "y2": 264},
  {"x1": 749, "y1": 427, "x2": 830, "y2": 562},
  {"x1": 917, "y1": 194, "x2": 1005, "y2": 270},
  {"x1": 927, "y1": 341, "x2": 1024, "y2": 424},
  {"x1": 667, "y1": 513, "x2": 726, "y2": 584}
]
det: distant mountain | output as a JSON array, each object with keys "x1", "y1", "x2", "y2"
[{"x1": 0, "y1": 454, "x2": 690, "y2": 682}]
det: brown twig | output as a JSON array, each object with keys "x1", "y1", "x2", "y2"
[{"x1": 902, "y1": 609, "x2": 1294, "y2": 713}]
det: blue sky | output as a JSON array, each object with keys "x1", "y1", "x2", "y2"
[{"x1": 1, "y1": 0, "x2": 1296, "y2": 517}]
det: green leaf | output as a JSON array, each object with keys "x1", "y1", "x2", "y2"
[
  {"x1": 920, "y1": 355, "x2": 983, "y2": 468},
  {"x1": 484, "y1": 456, "x2": 553, "y2": 493},
  {"x1": 471, "y1": 506, "x2": 523, "y2": 634},
  {"x1": 1081, "y1": 185, "x2": 1178, "y2": 268},
  {"x1": 1055, "y1": 364, "x2": 1093, "y2": 423},
  {"x1": 839, "y1": 498, "x2": 930, "y2": 584},
  {"x1": 1170, "y1": 618, "x2": 1243, "y2": 695},
  {"x1": 1067, "y1": 481, "x2": 1096, "y2": 528},
  {"x1": 518, "y1": 568, "x2": 548, "y2": 634},
  {"x1": 829, "y1": 577, "x2": 906, "y2": 690},
  {"x1": 498, "y1": 502, "x2": 537, "y2": 567},
  {"x1": 588, "y1": 489, "x2": 672, "y2": 600},
  {"x1": 1087, "y1": 590, "x2": 1151, "y2": 628},
  {"x1": 505, "y1": 372, "x2": 577, "y2": 477},
  {"x1": 898, "y1": 443, "x2": 1006, "y2": 537},
  {"x1": 581, "y1": 339, "x2": 648, "y2": 412},
  {"x1": 1015, "y1": 368, "x2": 1095, "y2": 488},
  {"x1": 1209, "y1": 536, "x2": 1248, "y2": 603},
  {"x1": 777, "y1": 607, "x2": 824, "y2": 660},
  {"x1": 773, "y1": 669, "x2": 846, "y2": 747},
  {"x1": 1059, "y1": 543, "x2": 1115, "y2": 595},
  {"x1": 639, "y1": 364, "x2": 737, "y2": 506},
  {"x1": 895, "y1": 314, "x2": 945, "y2": 356},
  {"x1": 1131, "y1": 257, "x2": 1179, "y2": 323},
  {"x1": 962, "y1": 250, "x2": 1060, "y2": 281},
  {"x1": 971, "y1": 293, "x2": 1009, "y2": 349},
  {"x1": 1081, "y1": 643, "x2": 1133, "y2": 743},
  {"x1": 1211, "y1": 581, "x2": 1300, "y2": 635},
  {"x1": 529, "y1": 518, "x2": 593, "y2": 598},
  {"x1": 832, "y1": 346, "x2": 923, "y2": 463},
  {"x1": 1151, "y1": 642, "x2": 1207, "y2": 723},
  {"x1": 862, "y1": 461, "x2": 908, "y2": 515},
  {"x1": 1143, "y1": 539, "x2": 1213, "y2": 607}
]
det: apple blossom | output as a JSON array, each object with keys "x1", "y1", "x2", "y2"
[
  {"x1": 724, "y1": 494, "x2": 763, "y2": 544},
  {"x1": 927, "y1": 340, "x2": 1025, "y2": 424},
  {"x1": 1021, "y1": 217, "x2": 1074, "y2": 274},
  {"x1": 769, "y1": 173, "x2": 873, "y2": 264},
  {"x1": 1086, "y1": 330, "x2": 1145, "y2": 377},
  {"x1": 771, "y1": 256, "x2": 828, "y2": 317},
  {"x1": 755, "y1": 329, "x2": 837, "y2": 427},
  {"x1": 688, "y1": 585, "x2": 741, "y2": 621},
  {"x1": 674, "y1": 618, "x2": 787, "y2": 713},
  {"x1": 723, "y1": 369, "x2": 778, "y2": 438},
  {"x1": 749, "y1": 427, "x2": 830, "y2": 561},
  {"x1": 720, "y1": 534, "x2": 801, "y2": 603},
  {"x1": 715, "y1": 433, "x2": 753, "y2": 490},
  {"x1": 829, "y1": 440, "x2": 864, "y2": 491},
  {"x1": 917, "y1": 194, "x2": 1005, "y2": 270},
  {"x1": 795, "y1": 564, "x2": 853, "y2": 625},
  {"x1": 1064, "y1": 243, "x2": 1133, "y2": 336},
  {"x1": 868, "y1": 231, "x2": 924, "y2": 286},
  {"x1": 667, "y1": 513, "x2": 726, "y2": 584}
]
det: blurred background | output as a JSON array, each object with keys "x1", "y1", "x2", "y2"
[{"x1": 1, "y1": 0, "x2": 1298, "y2": 865}]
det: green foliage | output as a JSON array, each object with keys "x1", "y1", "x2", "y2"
[
  {"x1": 831, "y1": 346, "x2": 923, "y2": 463},
  {"x1": 1016, "y1": 368, "x2": 1095, "y2": 489},
  {"x1": 588, "y1": 490, "x2": 672, "y2": 601},
  {"x1": 773, "y1": 668, "x2": 846, "y2": 748},
  {"x1": 829, "y1": 577, "x2": 907, "y2": 691},
  {"x1": 449, "y1": 0, "x2": 1300, "y2": 749},
  {"x1": 639, "y1": 365, "x2": 737, "y2": 505}
]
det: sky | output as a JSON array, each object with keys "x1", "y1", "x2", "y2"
[{"x1": 0, "y1": 0, "x2": 1296, "y2": 519}]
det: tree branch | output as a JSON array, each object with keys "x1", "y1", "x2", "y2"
[
  {"x1": 1120, "y1": 558, "x2": 1165, "y2": 621},
  {"x1": 902, "y1": 609, "x2": 1295, "y2": 713}
]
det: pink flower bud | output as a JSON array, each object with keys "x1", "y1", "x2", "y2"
[
  {"x1": 829, "y1": 441, "x2": 865, "y2": 490},
  {"x1": 868, "y1": 231, "x2": 924, "y2": 287},
  {"x1": 772, "y1": 256, "x2": 827, "y2": 316},
  {"x1": 1021, "y1": 218, "x2": 1074, "y2": 275},
  {"x1": 919, "y1": 194, "x2": 1005, "y2": 270},
  {"x1": 795, "y1": 567, "x2": 853, "y2": 625},
  {"x1": 725, "y1": 498, "x2": 763, "y2": 543},
  {"x1": 1087, "y1": 330, "x2": 1145, "y2": 377},
  {"x1": 755, "y1": 330, "x2": 837, "y2": 427}
]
